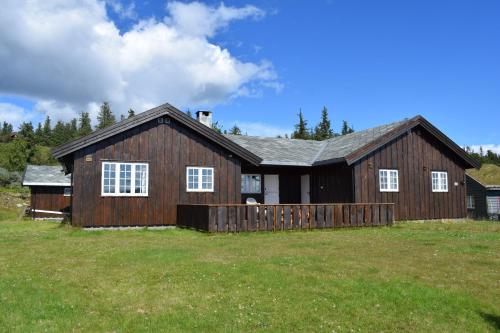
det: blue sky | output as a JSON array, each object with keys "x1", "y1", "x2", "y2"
[{"x1": 1, "y1": 0, "x2": 499, "y2": 152}]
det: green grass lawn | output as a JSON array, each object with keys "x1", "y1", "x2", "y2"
[{"x1": 0, "y1": 214, "x2": 499, "y2": 332}]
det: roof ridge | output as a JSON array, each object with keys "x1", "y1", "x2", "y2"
[{"x1": 311, "y1": 141, "x2": 329, "y2": 164}]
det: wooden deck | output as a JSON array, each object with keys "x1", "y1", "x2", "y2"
[{"x1": 177, "y1": 203, "x2": 394, "y2": 232}]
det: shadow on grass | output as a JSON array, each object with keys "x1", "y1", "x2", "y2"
[{"x1": 479, "y1": 312, "x2": 500, "y2": 330}]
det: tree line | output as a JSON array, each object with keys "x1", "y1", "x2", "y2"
[
  {"x1": 206, "y1": 106, "x2": 355, "y2": 139},
  {"x1": 0, "y1": 102, "x2": 134, "y2": 172},
  {"x1": 464, "y1": 146, "x2": 500, "y2": 166}
]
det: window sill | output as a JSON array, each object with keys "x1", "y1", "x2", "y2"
[{"x1": 101, "y1": 194, "x2": 149, "y2": 197}]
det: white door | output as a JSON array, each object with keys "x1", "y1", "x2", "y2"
[
  {"x1": 264, "y1": 174, "x2": 279, "y2": 204},
  {"x1": 301, "y1": 174, "x2": 310, "y2": 204}
]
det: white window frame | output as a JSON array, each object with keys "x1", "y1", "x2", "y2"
[
  {"x1": 63, "y1": 187, "x2": 72, "y2": 197},
  {"x1": 101, "y1": 162, "x2": 149, "y2": 197},
  {"x1": 431, "y1": 171, "x2": 448, "y2": 192},
  {"x1": 186, "y1": 167, "x2": 214, "y2": 192},
  {"x1": 379, "y1": 169, "x2": 399, "y2": 192},
  {"x1": 467, "y1": 195, "x2": 475, "y2": 209},
  {"x1": 241, "y1": 174, "x2": 261, "y2": 194}
]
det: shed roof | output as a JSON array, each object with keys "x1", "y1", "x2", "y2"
[{"x1": 22, "y1": 165, "x2": 71, "y2": 186}]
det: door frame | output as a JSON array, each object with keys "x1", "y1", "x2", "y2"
[
  {"x1": 301, "y1": 174, "x2": 310, "y2": 204},
  {"x1": 264, "y1": 174, "x2": 280, "y2": 204}
]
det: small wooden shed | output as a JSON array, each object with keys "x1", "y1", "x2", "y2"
[{"x1": 22, "y1": 165, "x2": 72, "y2": 219}]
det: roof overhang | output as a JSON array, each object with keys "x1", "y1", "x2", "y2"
[
  {"x1": 52, "y1": 103, "x2": 262, "y2": 166},
  {"x1": 344, "y1": 115, "x2": 480, "y2": 169}
]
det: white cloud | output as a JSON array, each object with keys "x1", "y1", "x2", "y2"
[
  {"x1": 165, "y1": 1, "x2": 265, "y2": 38},
  {"x1": 467, "y1": 144, "x2": 500, "y2": 154},
  {"x1": 0, "y1": 0, "x2": 278, "y2": 124},
  {"x1": 106, "y1": 0, "x2": 137, "y2": 20},
  {"x1": 0, "y1": 103, "x2": 40, "y2": 129},
  {"x1": 230, "y1": 121, "x2": 292, "y2": 137}
]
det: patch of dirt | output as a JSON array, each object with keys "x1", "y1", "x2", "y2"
[{"x1": 0, "y1": 191, "x2": 29, "y2": 211}]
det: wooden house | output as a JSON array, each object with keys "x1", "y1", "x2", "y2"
[
  {"x1": 22, "y1": 165, "x2": 72, "y2": 218},
  {"x1": 52, "y1": 103, "x2": 478, "y2": 228},
  {"x1": 466, "y1": 174, "x2": 500, "y2": 220}
]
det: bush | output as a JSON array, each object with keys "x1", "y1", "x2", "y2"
[{"x1": 0, "y1": 167, "x2": 22, "y2": 188}]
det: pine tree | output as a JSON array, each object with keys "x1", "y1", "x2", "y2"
[
  {"x1": 228, "y1": 125, "x2": 242, "y2": 135},
  {"x1": 42, "y1": 116, "x2": 52, "y2": 145},
  {"x1": 127, "y1": 109, "x2": 135, "y2": 118},
  {"x1": 120, "y1": 114, "x2": 125, "y2": 121},
  {"x1": 69, "y1": 118, "x2": 78, "y2": 139},
  {"x1": 341, "y1": 120, "x2": 354, "y2": 135},
  {"x1": 34, "y1": 122, "x2": 43, "y2": 143},
  {"x1": 291, "y1": 109, "x2": 311, "y2": 140},
  {"x1": 51, "y1": 121, "x2": 67, "y2": 146},
  {"x1": 0, "y1": 121, "x2": 13, "y2": 142},
  {"x1": 313, "y1": 106, "x2": 335, "y2": 140},
  {"x1": 186, "y1": 109, "x2": 193, "y2": 118},
  {"x1": 19, "y1": 122, "x2": 35, "y2": 143},
  {"x1": 96, "y1": 102, "x2": 116, "y2": 129},
  {"x1": 211, "y1": 121, "x2": 223, "y2": 134},
  {"x1": 78, "y1": 112, "x2": 92, "y2": 136}
]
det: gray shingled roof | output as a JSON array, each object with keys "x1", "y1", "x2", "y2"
[
  {"x1": 225, "y1": 118, "x2": 410, "y2": 166},
  {"x1": 22, "y1": 165, "x2": 71, "y2": 186},
  {"x1": 225, "y1": 135, "x2": 325, "y2": 166},
  {"x1": 316, "y1": 119, "x2": 409, "y2": 163}
]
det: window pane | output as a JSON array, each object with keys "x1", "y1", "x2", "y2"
[
  {"x1": 379, "y1": 171, "x2": 388, "y2": 190},
  {"x1": 135, "y1": 164, "x2": 147, "y2": 194},
  {"x1": 119, "y1": 164, "x2": 131, "y2": 193},
  {"x1": 201, "y1": 168, "x2": 213, "y2": 190},
  {"x1": 188, "y1": 168, "x2": 199, "y2": 190},
  {"x1": 103, "y1": 163, "x2": 116, "y2": 194}
]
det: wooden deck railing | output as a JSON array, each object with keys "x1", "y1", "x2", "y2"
[{"x1": 177, "y1": 203, "x2": 394, "y2": 232}]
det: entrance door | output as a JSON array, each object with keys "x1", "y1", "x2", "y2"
[
  {"x1": 301, "y1": 174, "x2": 310, "y2": 204},
  {"x1": 264, "y1": 174, "x2": 279, "y2": 204}
]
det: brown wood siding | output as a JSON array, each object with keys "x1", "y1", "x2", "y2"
[
  {"x1": 353, "y1": 127, "x2": 468, "y2": 220},
  {"x1": 310, "y1": 163, "x2": 353, "y2": 203},
  {"x1": 71, "y1": 117, "x2": 241, "y2": 227},
  {"x1": 30, "y1": 186, "x2": 71, "y2": 218}
]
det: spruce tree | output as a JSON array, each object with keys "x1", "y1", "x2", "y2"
[
  {"x1": 291, "y1": 109, "x2": 311, "y2": 140},
  {"x1": 69, "y1": 118, "x2": 78, "y2": 139},
  {"x1": 186, "y1": 109, "x2": 193, "y2": 118},
  {"x1": 127, "y1": 109, "x2": 135, "y2": 118},
  {"x1": 34, "y1": 122, "x2": 43, "y2": 143},
  {"x1": 1, "y1": 121, "x2": 13, "y2": 142},
  {"x1": 341, "y1": 120, "x2": 354, "y2": 135},
  {"x1": 211, "y1": 121, "x2": 223, "y2": 134},
  {"x1": 96, "y1": 102, "x2": 116, "y2": 129},
  {"x1": 51, "y1": 121, "x2": 67, "y2": 146},
  {"x1": 228, "y1": 125, "x2": 242, "y2": 135},
  {"x1": 42, "y1": 116, "x2": 52, "y2": 145},
  {"x1": 313, "y1": 106, "x2": 334, "y2": 140},
  {"x1": 78, "y1": 112, "x2": 92, "y2": 136},
  {"x1": 19, "y1": 122, "x2": 35, "y2": 144}
]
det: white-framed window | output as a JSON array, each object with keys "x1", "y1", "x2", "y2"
[
  {"x1": 467, "y1": 195, "x2": 475, "y2": 209},
  {"x1": 379, "y1": 169, "x2": 399, "y2": 192},
  {"x1": 101, "y1": 162, "x2": 148, "y2": 196},
  {"x1": 432, "y1": 171, "x2": 448, "y2": 192},
  {"x1": 241, "y1": 174, "x2": 261, "y2": 194},
  {"x1": 186, "y1": 167, "x2": 214, "y2": 192},
  {"x1": 63, "y1": 187, "x2": 72, "y2": 197}
]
